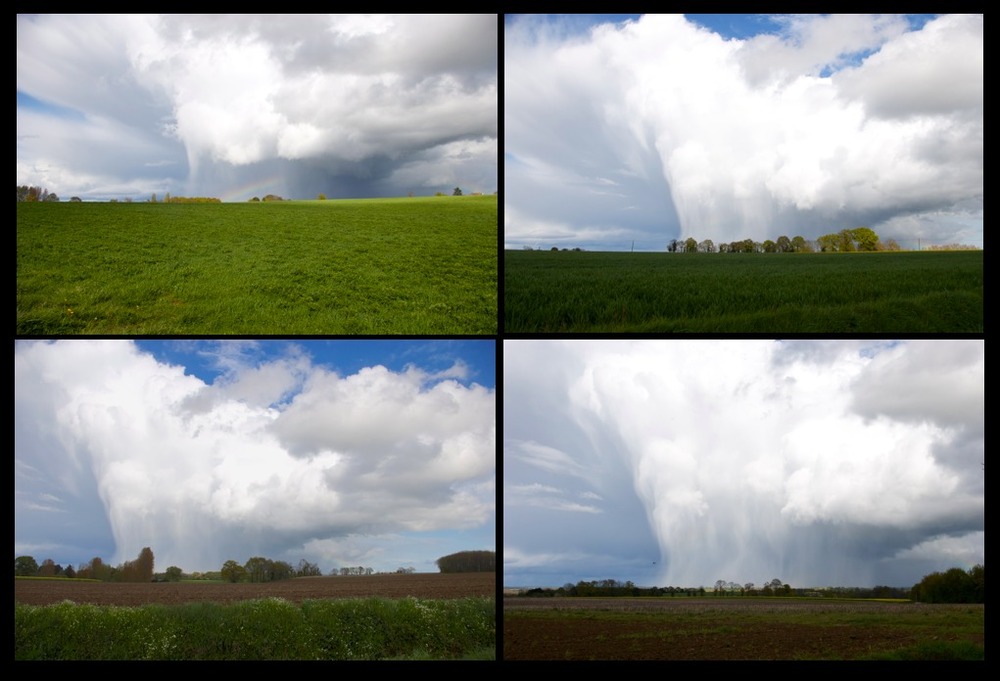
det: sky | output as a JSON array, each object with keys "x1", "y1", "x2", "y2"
[
  {"x1": 17, "y1": 14, "x2": 497, "y2": 202},
  {"x1": 15, "y1": 340, "x2": 495, "y2": 575},
  {"x1": 504, "y1": 340, "x2": 984, "y2": 589},
  {"x1": 504, "y1": 14, "x2": 983, "y2": 251}
]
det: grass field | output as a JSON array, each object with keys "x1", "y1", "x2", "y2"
[
  {"x1": 16, "y1": 596, "x2": 495, "y2": 660},
  {"x1": 504, "y1": 250, "x2": 983, "y2": 333},
  {"x1": 503, "y1": 597, "x2": 984, "y2": 660},
  {"x1": 17, "y1": 196, "x2": 497, "y2": 335}
]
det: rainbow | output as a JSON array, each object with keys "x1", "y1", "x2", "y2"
[{"x1": 219, "y1": 175, "x2": 287, "y2": 203}]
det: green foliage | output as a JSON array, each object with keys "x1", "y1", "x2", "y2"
[
  {"x1": 452, "y1": 187, "x2": 462, "y2": 196},
  {"x1": 163, "y1": 196, "x2": 221, "y2": 203},
  {"x1": 911, "y1": 564, "x2": 983, "y2": 603},
  {"x1": 15, "y1": 556, "x2": 39, "y2": 577},
  {"x1": 164, "y1": 566, "x2": 183, "y2": 582},
  {"x1": 316, "y1": 193, "x2": 326, "y2": 200},
  {"x1": 17, "y1": 196, "x2": 497, "y2": 334},
  {"x1": 861, "y1": 641, "x2": 984, "y2": 661},
  {"x1": 505, "y1": 250, "x2": 983, "y2": 333},
  {"x1": 221, "y1": 560, "x2": 247, "y2": 583},
  {"x1": 15, "y1": 597, "x2": 495, "y2": 660},
  {"x1": 850, "y1": 226, "x2": 879, "y2": 251}
]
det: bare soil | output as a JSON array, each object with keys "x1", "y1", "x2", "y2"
[
  {"x1": 15, "y1": 572, "x2": 496, "y2": 607},
  {"x1": 502, "y1": 597, "x2": 984, "y2": 660}
]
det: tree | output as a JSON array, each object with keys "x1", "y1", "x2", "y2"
[
  {"x1": 850, "y1": 227, "x2": 879, "y2": 252},
  {"x1": 15, "y1": 556, "x2": 39, "y2": 576},
  {"x1": 317, "y1": 193, "x2": 326, "y2": 200},
  {"x1": 44, "y1": 192, "x2": 59, "y2": 202},
  {"x1": 452, "y1": 187, "x2": 463, "y2": 196},
  {"x1": 698, "y1": 239, "x2": 715, "y2": 253},
  {"x1": 667, "y1": 239, "x2": 679, "y2": 253},
  {"x1": 762, "y1": 239, "x2": 777, "y2": 253},
  {"x1": 245, "y1": 556, "x2": 271, "y2": 583},
  {"x1": 136, "y1": 547, "x2": 155, "y2": 582},
  {"x1": 269, "y1": 560, "x2": 293, "y2": 581},
  {"x1": 837, "y1": 229, "x2": 856, "y2": 252},
  {"x1": 791, "y1": 235, "x2": 812, "y2": 253},
  {"x1": 70, "y1": 196, "x2": 82, "y2": 202},
  {"x1": 165, "y1": 192, "x2": 171, "y2": 203},
  {"x1": 881, "y1": 238, "x2": 901, "y2": 251},
  {"x1": 38, "y1": 558, "x2": 57, "y2": 577},
  {"x1": 151, "y1": 193, "x2": 157, "y2": 203},
  {"x1": 776, "y1": 236, "x2": 791, "y2": 253},
  {"x1": 221, "y1": 560, "x2": 247, "y2": 583},
  {"x1": 435, "y1": 550, "x2": 496, "y2": 573},
  {"x1": 817, "y1": 233, "x2": 839, "y2": 252},
  {"x1": 64, "y1": 565, "x2": 76, "y2": 579},
  {"x1": 912, "y1": 565, "x2": 983, "y2": 603},
  {"x1": 683, "y1": 237, "x2": 698, "y2": 253},
  {"x1": 714, "y1": 579, "x2": 727, "y2": 595},
  {"x1": 164, "y1": 566, "x2": 183, "y2": 582},
  {"x1": 297, "y1": 559, "x2": 322, "y2": 577}
]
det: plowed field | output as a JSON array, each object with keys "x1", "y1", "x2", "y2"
[
  {"x1": 503, "y1": 598, "x2": 984, "y2": 660},
  {"x1": 15, "y1": 572, "x2": 495, "y2": 607}
]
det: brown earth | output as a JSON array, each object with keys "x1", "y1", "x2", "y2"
[
  {"x1": 503, "y1": 597, "x2": 984, "y2": 661},
  {"x1": 15, "y1": 572, "x2": 496, "y2": 607}
]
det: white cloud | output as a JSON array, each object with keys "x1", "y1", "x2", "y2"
[
  {"x1": 17, "y1": 14, "x2": 497, "y2": 200},
  {"x1": 504, "y1": 340, "x2": 984, "y2": 587},
  {"x1": 15, "y1": 341, "x2": 494, "y2": 572},
  {"x1": 504, "y1": 14, "x2": 983, "y2": 250}
]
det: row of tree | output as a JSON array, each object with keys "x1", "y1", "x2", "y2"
[
  {"x1": 15, "y1": 548, "x2": 156, "y2": 582},
  {"x1": 17, "y1": 548, "x2": 493, "y2": 582},
  {"x1": 16, "y1": 185, "x2": 60, "y2": 202},
  {"x1": 910, "y1": 565, "x2": 984, "y2": 603},
  {"x1": 435, "y1": 550, "x2": 496, "y2": 573},
  {"x1": 666, "y1": 227, "x2": 901, "y2": 254}
]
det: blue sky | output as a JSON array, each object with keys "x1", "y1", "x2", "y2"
[
  {"x1": 15, "y1": 340, "x2": 495, "y2": 575},
  {"x1": 505, "y1": 340, "x2": 984, "y2": 589},
  {"x1": 505, "y1": 14, "x2": 982, "y2": 251},
  {"x1": 17, "y1": 14, "x2": 497, "y2": 202}
]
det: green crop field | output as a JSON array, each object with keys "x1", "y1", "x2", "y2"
[
  {"x1": 504, "y1": 250, "x2": 983, "y2": 333},
  {"x1": 16, "y1": 596, "x2": 495, "y2": 661},
  {"x1": 17, "y1": 196, "x2": 497, "y2": 335}
]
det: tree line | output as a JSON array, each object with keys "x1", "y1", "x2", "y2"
[
  {"x1": 17, "y1": 185, "x2": 60, "y2": 202},
  {"x1": 435, "y1": 550, "x2": 496, "y2": 573},
  {"x1": 910, "y1": 564, "x2": 984, "y2": 603},
  {"x1": 666, "y1": 227, "x2": 901, "y2": 254},
  {"x1": 17, "y1": 548, "x2": 493, "y2": 582},
  {"x1": 15, "y1": 547, "x2": 156, "y2": 582},
  {"x1": 514, "y1": 566, "x2": 984, "y2": 603}
]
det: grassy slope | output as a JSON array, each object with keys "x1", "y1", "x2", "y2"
[{"x1": 18, "y1": 196, "x2": 497, "y2": 335}]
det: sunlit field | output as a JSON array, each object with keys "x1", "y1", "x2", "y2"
[
  {"x1": 17, "y1": 196, "x2": 497, "y2": 335},
  {"x1": 504, "y1": 250, "x2": 983, "y2": 333}
]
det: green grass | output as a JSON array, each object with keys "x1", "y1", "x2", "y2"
[
  {"x1": 17, "y1": 196, "x2": 497, "y2": 334},
  {"x1": 504, "y1": 250, "x2": 983, "y2": 333},
  {"x1": 15, "y1": 596, "x2": 495, "y2": 660},
  {"x1": 860, "y1": 640, "x2": 984, "y2": 660}
]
